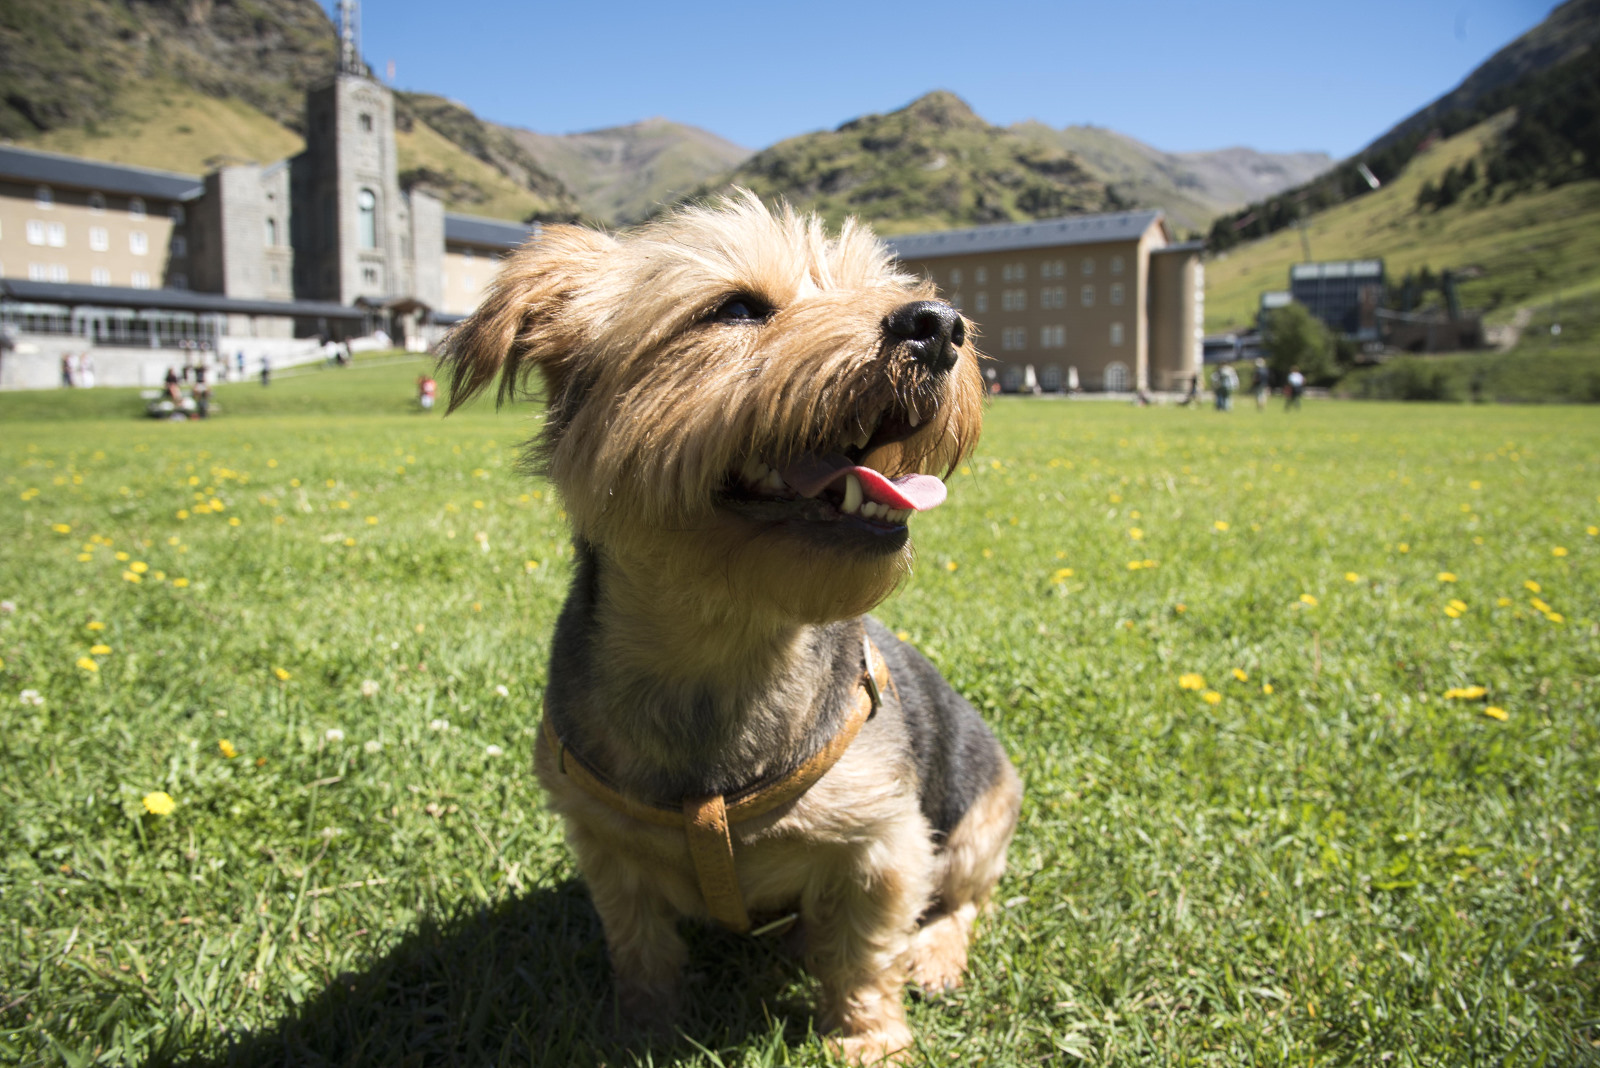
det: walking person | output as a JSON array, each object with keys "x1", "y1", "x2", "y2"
[
  {"x1": 60, "y1": 353, "x2": 75, "y2": 389},
  {"x1": 1212, "y1": 362, "x2": 1238, "y2": 412},
  {"x1": 1251, "y1": 358, "x2": 1269, "y2": 410},
  {"x1": 260, "y1": 354, "x2": 272, "y2": 387},
  {"x1": 1285, "y1": 366, "x2": 1305, "y2": 411}
]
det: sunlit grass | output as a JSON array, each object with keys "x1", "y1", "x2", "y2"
[{"x1": 2, "y1": 365, "x2": 1596, "y2": 1064}]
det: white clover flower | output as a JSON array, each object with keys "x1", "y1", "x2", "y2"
[
  {"x1": 494, "y1": 684, "x2": 509, "y2": 698},
  {"x1": 19, "y1": 689, "x2": 44, "y2": 707},
  {"x1": 360, "y1": 679, "x2": 380, "y2": 698},
  {"x1": 0, "y1": 600, "x2": 15, "y2": 614},
  {"x1": 485, "y1": 744, "x2": 504, "y2": 757},
  {"x1": 363, "y1": 739, "x2": 382, "y2": 754},
  {"x1": 428, "y1": 718, "x2": 450, "y2": 732},
  {"x1": 325, "y1": 727, "x2": 345, "y2": 743}
]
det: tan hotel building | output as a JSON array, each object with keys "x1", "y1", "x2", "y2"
[{"x1": 887, "y1": 210, "x2": 1203, "y2": 392}]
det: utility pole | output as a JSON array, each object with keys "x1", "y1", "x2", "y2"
[{"x1": 337, "y1": 0, "x2": 363, "y2": 77}]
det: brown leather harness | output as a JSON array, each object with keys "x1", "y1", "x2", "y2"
[{"x1": 541, "y1": 636, "x2": 890, "y2": 933}]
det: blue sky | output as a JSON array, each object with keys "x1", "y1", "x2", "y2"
[{"x1": 342, "y1": 0, "x2": 1554, "y2": 158}]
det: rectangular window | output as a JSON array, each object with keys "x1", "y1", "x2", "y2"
[
  {"x1": 975, "y1": 266, "x2": 988, "y2": 284},
  {"x1": 1001, "y1": 327, "x2": 1027, "y2": 351},
  {"x1": 1039, "y1": 286, "x2": 1066, "y2": 309},
  {"x1": 131, "y1": 271, "x2": 151, "y2": 289},
  {"x1": 1110, "y1": 255, "x2": 1124, "y2": 275},
  {"x1": 1110, "y1": 322, "x2": 1125, "y2": 346},
  {"x1": 1039, "y1": 325, "x2": 1065, "y2": 348},
  {"x1": 169, "y1": 205, "x2": 185, "y2": 224},
  {"x1": 950, "y1": 293, "x2": 963, "y2": 311},
  {"x1": 89, "y1": 226, "x2": 109, "y2": 251},
  {"x1": 26, "y1": 220, "x2": 45, "y2": 246},
  {"x1": 1082, "y1": 257, "x2": 1095, "y2": 275},
  {"x1": 1001, "y1": 263, "x2": 1027, "y2": 283},
  {"x1": 129, "y1": 231, "x2": 148, "y2": 255},
  {"x1": 1081, "y1": 284, "x2": 1095, "y2": 307},
  {"x1": 171, "y1": 235, "x2": 187, "y2": 257},
  {"x1": 974, "y1": 292, "x2": 988, "y2": 313},
  {"x1": 49, "y1": 264, "x2": 68, "y2": 282},
  {"x1": 129, "y1": 197, "x2": 146, "y2": 219},
  {"x1": 46, "y1": 223, "x2": 65, "y2": 247},
  {"x1": 1110, "y1": 283, "x2": 1125, "y2": 306},
  {"x1": 949, "y1": 268, "x2": 963, "y2": 287},
  {"x1": 1002, "y1": 289, "x2": 1027, "y2": 312},
  {"x1": 35, "y1": 185, "x2": 53, "y2": 209},
  {"x1": 88, "y1": 192, "x2": 106, "y2": 213},
  {"x1": 28, "y1": 263, "x2": 47, "y2": 281},
  {"x1": 170, "y1": 272, "x2": 188, "y2": 289},
  {"x1": 91, "y1": 267, "x2": 110, "y2": 286}
]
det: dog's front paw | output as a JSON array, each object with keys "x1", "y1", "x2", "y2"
[
  {"x1": 908, "y1": 912, "x2": 969, "y2": 996},
  {"x1": 829, "y1": 1020, "x2": 914, "y2": 1065}
]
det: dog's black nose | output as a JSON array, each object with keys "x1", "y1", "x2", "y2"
[{"x1": 883, "y1": 301, "x2": 964, "y2": 374}]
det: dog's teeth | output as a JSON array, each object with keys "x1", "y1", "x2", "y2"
[
  {"x1": 891, "y1": 509, "x2": 909, "y2": 523},
  {"x1": 862, "y1": 501, "x2": 881, "y2": 519},
  {"x1": 740, "y1": 457, "x2": 768, "y2": 484},
  {"x1": 841, "y1": 474, "x2": 862, "y2": 515},
  {"x1": 907, "y1": 409, "x2": 922, "y2": 428},
  {"x1": 762, "y1": 469, "x2": 785, "y2": 493},
  {"x1": 853, "y1": 428, "x2": 872, "y2": 450}
]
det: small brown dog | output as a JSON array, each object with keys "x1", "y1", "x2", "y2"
[{"x1": 445, "y1": 193, "x2": 1021, "y2": 1062}]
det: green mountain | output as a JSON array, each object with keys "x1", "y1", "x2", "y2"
[
  {"x1": 505, "y1": 118, "x2": 751, "y2": 225},
  {"x1": 676, "y1": 91, "x2": 1114, "y2": 235},
  {"x1": 1013, "y1": 123, "x2": 1331, "y2": 234}
]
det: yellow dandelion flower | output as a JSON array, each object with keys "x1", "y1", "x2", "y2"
[
  {"x1": 1496, "y1": 596, "x2": 1511, "y2": 606},
  {"x1": 896, "y1": 630, "x2": 911, "y2": 641},
  {"x1": 1300, "y1": 594, "x2": 1318, "y2": 607},
  {"x1": 228, "y1": 517, "x2": 241, "y2": 527},
  {"x1": 1262, "y1": 683, "x2": 1274, "y2": 695},
  {"x1": 1524, "y1": 580, "x2": 1541, "y2": 593},
  {"x1": 122, "y1": 571, "x2": 141, "y2": 583},
  {"x1": 1232, "y1": 668, "x2": 1249, "y2": 682},
  {"x1": 76, "y1": 553, "x2": 92, "y2": 562},
  {"x1": 1127, "y1": 560, "x2": 1144, "y2": 570},
  {"x1": 172, "y1": 578, "x2": 189, "y2": 588},
  {"x1": 343, "y1": 537, "x2": 356, "y2": 547},
  {"x1": 1129, "y1": 528, "x2": 1144, "y2": 540},
  {"x1": 1530, "y1": 597, "x2": 1551, "y2": 613},
  {"x1": 1443, "y1": 686, "x2": 1488, "y2": 700},
  {"x1": 1449, "y1": 599, "x2": 1467, "y2": 611},
  {"x1": 1202, "y1": 691, "x2": 1222, "y2": 705},
  {"x1": 86, "y1": 621, "x2": 105, "y2": 630},
  {"x1": 1444, "y1": 606, "x2": 1461, "y2": 618},
  {"x1": 177, "y1": 509, "x2": 190, "y2": 519},
  {"x1": 1397, "y1": 543, "x2": 1410, "y2": 553},
  {"x1": 115, "y1": 551, "x2": 130, "y2": 562},
  {"x1": 1436, "y1": 572, "x2": 1457, "y2": 583},
  {"x1": 1551, "y1": 546, "x2": 1568, "y2": 557},
  {"x1": 1174, "y1": 603, "x2": 1186, "y2": 613},
  {"x1": 89, "y1": 644, "x2": 111, "y2": 655},
  {"x1": 1483, "y1": 706, "x2": 1508, "y2": 721},
  {"x1": 945, "y1": 560, "x2": 958, "y2": 571},
  {"x1": 129, "y1": 561, "x2": 149, "y2": 574},
  {"x1": 76, "y1": 656, "x2": 99, "y2": 672},
  {"x1": 1214, "y1": 520, "x2": 1230, "y2": 532},
  {"x1": 366, "y1": 516, "x2": 378, "y2": 525},
  {"x1": 141, "y1": 791, "x2": 176, "y2": 816},
  {"x1": 51, "y1": 523, "x2": 71, "y2": 534},
  {"x1": 218, "y1": 739, "x2": 238, "y2": 759},
  {"x1": 1051, "y1": 568, "x2": 1074, "y2": 582},
  {"x1": 1345, "y1": 572, "x2": 1361, "y2": 583},
  {"x1": 1587, "y1": 525, "x2": 1598, "y2": 536},
  {"x1": 1545, "y1": 611, "x2": 1565, "y2": 624},
  {"x1": 1469, "y1": 480, "x2": 1482, "y2": 490},
  {"x1": 982, "y1": 548, "x2": 993, "y2": 558},
  {"x1": 273, "y1": 667, "x2": 291, "y2": 681},
  {"x1": 1178, "y1": 673, "x2": 1206, "y2": 691},
  {"x1": 524, "y1": 560, "x2": 539, "y2": 571}
]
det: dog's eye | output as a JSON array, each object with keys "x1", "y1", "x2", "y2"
[{"x1": 708, "y1": 296, "x2": 772, "y2": 324}]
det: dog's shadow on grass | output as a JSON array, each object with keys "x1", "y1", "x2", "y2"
[{"x1": 171, "y1": 880, "x2": 818, "y2": 1068}]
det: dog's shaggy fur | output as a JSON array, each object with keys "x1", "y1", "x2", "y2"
[{"x1": 445, "y1": 193, "x2": 1021, "y2": 1062}]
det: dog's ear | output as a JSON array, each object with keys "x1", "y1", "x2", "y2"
[{"x1": 442, "y1": 225, "x2": 616, "y2": 412}]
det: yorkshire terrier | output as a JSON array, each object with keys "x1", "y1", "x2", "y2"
[{"x1": 444, "y1": 192, "x2": 1021, "y2": 1062}]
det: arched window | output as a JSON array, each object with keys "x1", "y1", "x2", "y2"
[
  {"x1": 1104, "y1": 361, "x2": 1130, "y2": 392},
  {"x1": 1040, "y1": 365, "x2": 1062, "y2": 391},
  {"x1": 265, "y1": 217, "x2": 277, "y2": 246},
  {"x1": 129, "y1": 197, "x2": 146, "y2": 219},
  {"x1": 358, "y1": 188, "x2": 378, "y2": 249}
]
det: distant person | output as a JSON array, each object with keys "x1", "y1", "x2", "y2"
[
  {"x1": 80, "y1": 353, "x2": 95, "y2": 389},
  {"x1": 418, "y1": 374, "x2": 438, "y2": 411},
  {"x1": 1180, "y1": 373, "x2": 1199, "y2": 407},
  {"x1": 1285, "y1": 366, "x2": 1305, "y2": 411},
  {"x1": 60, "y1": 354, "x2": 75, "y2": 389},
  {"x1": 236, "y1": 350, "x2": 246, "y2": 381},
  {"x1": 260, "y1": 354, "x2": 272, "y2": 387},
  {"x1": 1251, "y1": 358, "x2": 1269, "y2": 410},
  {"x1": 193, "y1": 365, "x2": 211, "y2": 419},
  {"x1": 165, "y1": 366, "x2": 182, "y2": 404},
  {"x1": 1213, "y1": 362, "x2": 1238, "y2": 412}
]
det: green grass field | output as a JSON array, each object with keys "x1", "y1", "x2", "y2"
[{"x1": 2, "y1": 358, "x2": 1597, "y2": 1065}]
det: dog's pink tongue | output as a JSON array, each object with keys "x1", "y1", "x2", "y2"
[{"x1": 779, "y1": 455, "x2": 948, "y2": 512}]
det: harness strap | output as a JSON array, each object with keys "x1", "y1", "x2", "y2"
[{"x1": 543, "y1": 635, "x2": 890, "y2": 933}]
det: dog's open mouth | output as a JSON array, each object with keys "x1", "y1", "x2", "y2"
[{"x1": 718, "y1": 402, "x2": 945, "y2": 533}]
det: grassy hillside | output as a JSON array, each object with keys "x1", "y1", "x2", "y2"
[
  {"x1": 396, "y1": 117, "x2": 571, "y2": 223},
  {"x1": 1013, "y1": 123, "x2": 1331, "y2": 234},
  {"x1": 685, "y1": 91, "x2": 1113, "y2": 235},
  {"x1": 508, "y1": 118, "x2": 751, "y2": 224},
  {"x1": 17, "y1": 80, "x2": 305, "y2": 174},
  {"x1": 1204, "y1": 112, "x2": 1600, "y2": 337}
]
